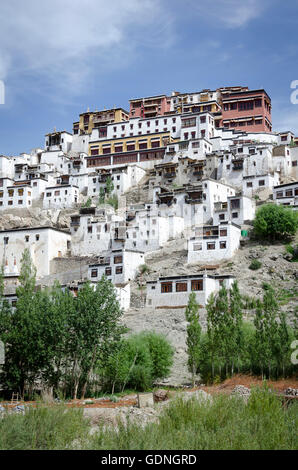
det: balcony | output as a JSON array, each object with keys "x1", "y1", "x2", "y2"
[
  {"x1": 98, "y1": 174, "x2": 110, "y2": 183},
  {"x1": 185, "y1": 196, "x2": 203, "y2": 204},
  {"x1": 114, "y1": 228, "x2": 126, "y2": 241},
  {"x1": 70, "y1": 219, "x2": 80, "y2": 227},
  {"x1": 214, "y1": 202, "x2": 228, "y2": 212},
  {"x1": 164, "y1": 172, "x2": 176, "y2": 179},
  {"x1": 157, "y1": 193, "x2": 174, "y2": 206}
]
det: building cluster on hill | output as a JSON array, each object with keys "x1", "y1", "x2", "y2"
[{"x1": 1, "y1": 86, "x2": 298, "y2": 310}]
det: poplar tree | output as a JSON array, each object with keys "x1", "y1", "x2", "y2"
[
  {"x1": 99, "y1": 186, "x2": 105, "y2": 204},
  {"x1": 254, "y1": 299, "x2": 270, "y2": 378},
  {"x1": 229, "y1": 281, "x2": 244, "y2": 375},
  {"x1": 1, "y1": 249, "x2": 41, "y2": 397},
  {"x1": 262, "y1": 286, "x2": 279, "y2": 378},
  {"x1": 105, "y1": 176, "x2": 114, "y2": 197},
  {"x1": 206, "y1": 293, "x2": 217, "y2": 379},
  {"x1": 276, "y1": 310, "x2": 291, "y2": 378},
  {"x1": 185, "y1": 292, "x2": 201, "y2": 386}
]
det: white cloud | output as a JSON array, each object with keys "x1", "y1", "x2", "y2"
[
  {"x1": 0, "y1": 0, "x2": 172, "y2": 96},
  {"x1": 189, "y1": 0, "x2": 267, "y2": 28}
]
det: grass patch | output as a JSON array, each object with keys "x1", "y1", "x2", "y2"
[
  {"x1": 89, "y1": 385, "x2": 298, "y2": 450},
  {"x1": 0, "y1": 386, "x2": 297, "y2": 450},
  {"x1": 249, "y1": 259, "x2": 262, "y2": 270},
  {"x1": 276, "y1": 287, "x2": 298, "y2": 305},
  {"x1": 0, "y1": 405, "x2": 89, "y2": 450}
]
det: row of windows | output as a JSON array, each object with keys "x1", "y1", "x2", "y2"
[
  {"x1": 113, "y1": 117, "x2": 176, "y2": 132},
  {"x1": 224, "y1": 119, "x2": 264, "y2": 128},
  {"x1": 160, "y1": 280, "x2": 203, "y2": 293},
  {"x1": 91, "y1": 265, "x2": 123, "y2": 277},
  {"x1": 223, "y1": 99, "x2": 264, "y2": 112},
  {"x1": 0, "y1": 200, "x2": 31, "y2": 206},
  {"x1": 91, "y1": 138, "x2": 163, "y2": 155},
  {"x1": 0, "y1": 189, "x2": 31, "y2": 197},
  {"x1": 246, "y1": 180, "x2": 265, "y2": 188},
  {"x1": 3, "y1": 234, "x2": 40, "y2": 244},
  {"x1": 193, "y1": 240, "x2": 227, "y2": 251},
  {"x1": 46, "y1": 189, "x2": 72, "y2": 197},
  {"x1": 276, "y1": 188, "x2": 298, "y2": 198}
]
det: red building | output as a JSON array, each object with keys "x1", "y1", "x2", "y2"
[
  {"x1": 220, "y1": 88, "x2": 272, "y2": 133},
  {"x1": 129, "y1": 94, "x2": 171, "y2": 118}
]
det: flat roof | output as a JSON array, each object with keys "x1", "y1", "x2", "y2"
[
  {"x1": 45, "y1": 184, "x2": 79, "y2": 189},
  {"x1": 0, "y1": 226, "x2": 71, "y2": 235},
  {"x1": 274, "y1": 181, "x2": 298, "y2": 189},
  {"x1": 147, "y1": 273, "x2": 235, "y2": 283},
  {"x1": 79, "y1": 107, "x2": 129, "y2": 116}
]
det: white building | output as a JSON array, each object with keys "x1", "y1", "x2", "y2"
[
  {"x1": 0, "y1": 226, "x2": 71, "y2": 279},
  {"x1": 43, "y1": 184, "x2": 79, "y2": 209},
  {"x1": 187, "y1": 223, "x2": 241, "y2": 264},
  {"x1": 242, "y1": 172, "x2": 280, "y2": 197},
  {"x1": 146, "y1": 273, "x2": 235, "y2": 309},
  {"x1": 87, "y1": 164, "x2": 146, "y2": 199},
  {"x1": 68, "y1": 279, "x2": 131, "y2": 312},
  {"x1": 70, "y1": 206, "x2": 126, "y2": 256},
  {"x1": 273, "y1": 181, "x2": 298, "y2": 208},
  {"x1": 126, "y1": 204, "x2": 184, "y2": 253},
  {"x1": 0, "y1": 182, "x2": 33, "y2": 210},
  {"x1": 45, "y1": 131, "x2": 73, "y2": 153},
  {"x1": 213, "y1": 195, "x2": 256, "y2": 226},
  {"x1": 0, "y1": 155, "x2": 15, "y2": 178},
  {"x1": 154, "y1": 178, "x2": 235, "y2": 229},
  {"x1": 88, "y1": 248, "x2": 145, "y2": 285}
]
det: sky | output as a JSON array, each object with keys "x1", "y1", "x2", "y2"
[{"x1": 1, "y1": 0, "x2": 298, "y2": 155}]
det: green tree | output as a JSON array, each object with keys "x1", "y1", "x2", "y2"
[
  {"x1": 102, "y1": 340, "x2": 132, "y2": 394},
  {"x1": 138, "y1": 264, "x2": 150, "y2": 304},
  {"x1": 229, "y1": 281, "x2": 244, "y2": 375},
  {"x1": 106, "y1": 194, "x2": 118, "y2": 210},
  {"x1": 99, "y1": 187, "x2": 105, "y2": 204},
  {"x1": 105, "y1": 176, "x2": 114, "y2": 197},
  {"x1": 206, "y1": 292, "x2": 218, "y2": 379},
  {"x1": 102, "y1": 331, "x2": 174, "y2": 393},
  {"x1": 254, "y1": 204, "x2": 298, "y2": 240},
  {"x1": 140, "y1": 331, "x2": 174, "y2": 381},
  {"x1": 73, "y1": 277, "x2": 124, "y2": 399},
  {"x1": 185, "y1": 292, "x2": 201, "y2": 386},
  {"x1": 83, "y1": 197, "x2": 92, "y2": 208},
  {"x1": 262, "y1": 286, "x2": 279, "y2": 378},
  {"x1": 276, "y1": 310, "x2": 291, "y2": 378},
  {"x1": 41, "y1": 283, "x2": 76, "y2": 396},
  {"x1": 253, "y1": 299, "x2": 270, "y2": 379},
  {"x1": 0, "y1": 249, "x2": 44, "y2": 398}
]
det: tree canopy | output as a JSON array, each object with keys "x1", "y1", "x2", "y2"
[{"x1": 253, "y1": 203, "x2": 298, "y2": 240}]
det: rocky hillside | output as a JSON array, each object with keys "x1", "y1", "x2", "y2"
[{"x1": 126, "y1": 233, "x2": 298, "y2": 385}]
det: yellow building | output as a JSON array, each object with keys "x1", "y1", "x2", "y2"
[
  {"x1": 73, "y1": 108, "x2": 129, "y2": 135},
  {"x1": 89, "y1": 131, "x2": 172, "y2": 156}
]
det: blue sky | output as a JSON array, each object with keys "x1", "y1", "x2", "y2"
[{"x1": 1, "y1": 0, "x2": 298, "y2": 155}]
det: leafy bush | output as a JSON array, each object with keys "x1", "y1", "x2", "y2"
[
  {"x1": 249, "y1": 259, "x2": 262, "y2": 270},
  {"x1": 101, "y1": 331, "x2": 174, "y2": 392},
  {"x1": 139, "y1": 331, "x2": 174, "y2": 380},
  {"x1": 253, "y1": 203, "x2": 298, "y2": 240},
  {"x1": 285, "y1": 244, "x2": 298, "y2": 261}
]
